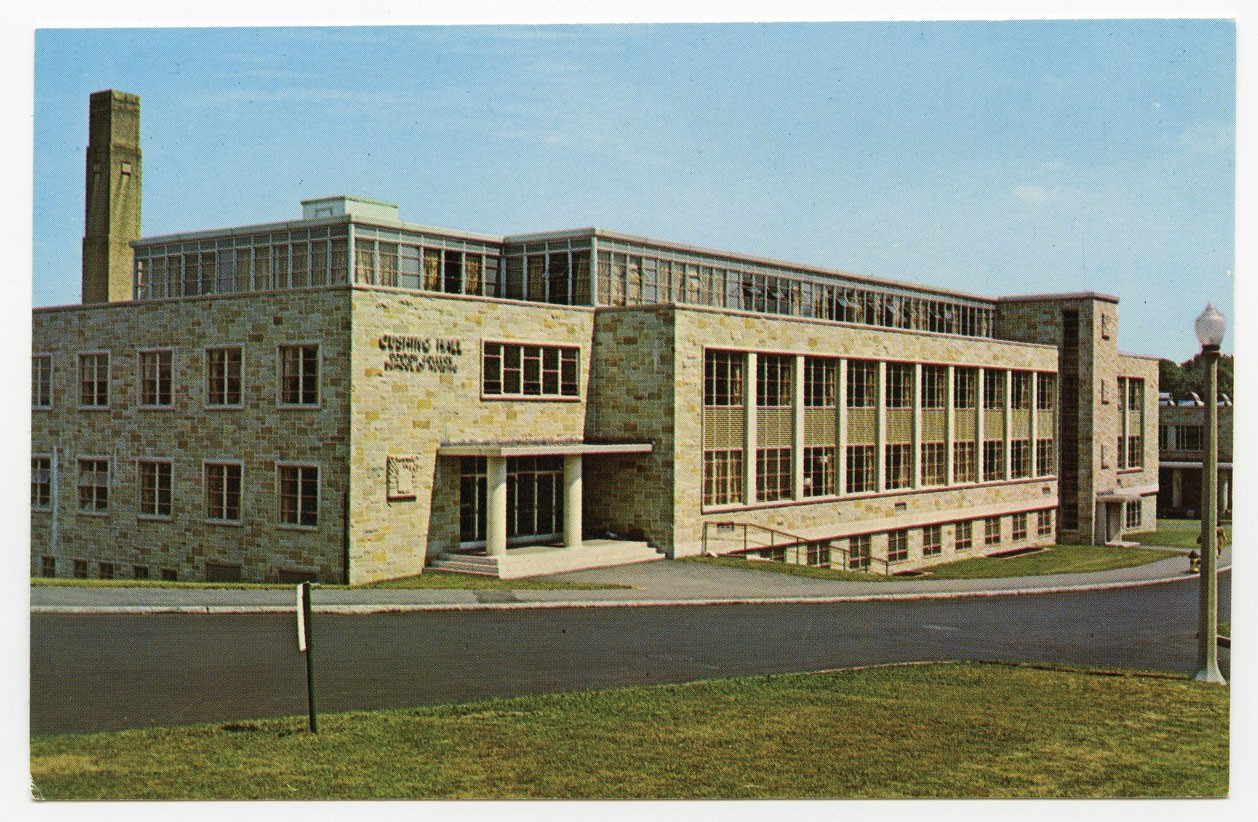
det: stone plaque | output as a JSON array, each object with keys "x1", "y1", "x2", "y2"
[{"x1": 386, "y1": 455, "x2": 421, "y2": 500}]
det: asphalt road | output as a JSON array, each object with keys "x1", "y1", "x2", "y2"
[{"x1": 31, "y1": 573, "x2": 1230, "y2": 735}]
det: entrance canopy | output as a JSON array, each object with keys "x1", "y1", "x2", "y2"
[{"x1": 438, "y1": 439, "x2": 653, "y2": 458}]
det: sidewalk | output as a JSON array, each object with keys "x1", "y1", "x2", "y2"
[{"x1": 30, "y1": 544, "x2": 1229, "y2": 615}]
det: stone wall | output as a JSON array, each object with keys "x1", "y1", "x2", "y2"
[{"x1": 31, "y1": 288, "x2": 351, "y2": 582}]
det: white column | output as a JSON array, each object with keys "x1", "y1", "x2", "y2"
[
  {"x1": 945, "y1": 366, "x2": 955, "y2": 485},
  {"x1": 1004, "y1": 369, "x2": 1013, "y2": 480},
  {"x1": 1171, "y1": 468, "x2": 1183, "y2": 510},
  {"x1": 745, "y1": 351, "x2": 758, "y2": 504},
  {"x1": 486, "y1": 456, "x2": 508, "y2": 557},
  {"x1": 912, "y1": 362, "x2": 923, "y2": 488},
  {"x1": 563, "y1": 454, "x2": 583, "y2": 548},
  {"x1": 975, "y1": 367, "x2": 986, "y2": 482},
  {"x1": 876, "y1": 361, "x2": 887, "y2": 493},
  {"x1": 837, "y1": 357, "x2": 848, "y2": 496},
  {"x1": 793, "y1": 355, "x2": 805, "y2": 500}
]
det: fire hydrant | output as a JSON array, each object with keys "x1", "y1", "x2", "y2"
[{"x1": 1188, "y1": 550, "x2": 1201, "y2": 574}]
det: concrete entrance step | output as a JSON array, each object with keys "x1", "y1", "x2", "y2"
[
  {"x1": 431, "y1": 539, "x2": 663, "y2": 580},
  {"x1": 1105, "y1": 540, "x2": 1141, "y2": 548}
]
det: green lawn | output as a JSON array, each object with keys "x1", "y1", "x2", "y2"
[
  {"x1": 30, "y1": 570, "x2": 624, "y2": 592},
  {"x1": 1133, "y1": 518, "x2": 1232, "y2": 550},
  {"x1": 690, "y1": 544, "x2": 1177, "y2": 582},
  {"x1": 30, "y1": 661, "x2": 1228, "y2": 800}
]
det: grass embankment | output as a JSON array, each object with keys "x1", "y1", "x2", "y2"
[
  {"x1": 1133, "y1": 518, "x2": 1232, "y2": 550},
  {"x1": 30, "y1": 570, "x2": 624, "y2": 592},
  {"x1": 30, "y1": 661, "x2": 1227, "y2": 800},
  {"x1": 690, "y1": 544, "x2": 1177, "y2": 582}
]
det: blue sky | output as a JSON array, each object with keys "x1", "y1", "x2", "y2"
[{"x1": 31, "y1": 20, "x2": 1235, "y2": 360}]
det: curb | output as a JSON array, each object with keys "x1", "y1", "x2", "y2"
[{"x1": 30, "y1": 563, "x2": 1225, "y2": 615}]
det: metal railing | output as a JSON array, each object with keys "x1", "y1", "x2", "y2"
[{"x1": 700, "y1": 521, "x2": 890, "y2": 574}]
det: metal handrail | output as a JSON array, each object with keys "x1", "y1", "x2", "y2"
[{"x1": 701, "y1": 521, "x2": 890, "y2": 574}]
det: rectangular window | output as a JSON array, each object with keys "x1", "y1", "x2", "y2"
[
  {"x1": 756, "y1": 448, "x2": 792, "y2": 501},
  {"x1": 280, "y1": 345, "x2": 320, "y2": 406},
  {"x1": 887, "y1": 530, "x2": 909, "y2": 563},
  {"x1": 802, "y1": 446, "x2": 835, "y2": 497},
  {"x1": 77, "y1": 458, "x2": 108, "y2": 513},
  {"x1": 846, "y1": 360, "x2": 877, "y2": 409},
  {"x1": 885, "y1": 363, "x2": 913, "y2": 409},
  {"x1": 1126, "y1": 435, "x2": 1143, "y2": 469},
  {"x1": 704, "y1": 350, "x2": 745, "y2": 407},
  {"x1": 982, "y1": 440, "x2": 1004, "y2": 482},
  {"x1": 98, "y1": 562, "x2": 115, "y2": 580},
  {"x1": 982, "y1": 369, "x2": 1005, "y2": 410},
  {"x1": 139, "y1": 350, "x2": 173, "y2": 407},
  {"x1": 1012, "y1": 513, "x2": 1028, "y2": 541},
  {"x1": 703, "y1": 449, "x2": 744, "y2": 506},
  {"x1": 757, "y1": 355, "x2": 792, "y2": 408},
  {"x1": 955, "y1": 520, "x2": 973, "y2": 551},
  {"x1": 1159, "y1": 424, "x2": 1169, "y2": 450},
  {"x1": 921, "y1": 365, "x2": 946, "y2": 409},
  {"x1": 137, "y1": 460, "x2": 173, "y2": 518},
  {"x1": 953, "y1": 441, "x2": 977, "y2": 483},
  {"x1": 953, "y1": 368, "x2": 977, "y2": 409},
  {"x1": 984, "y1": 516, "x2": 1002, "y2": 546},
  {"x1": 205, "y1": 462, "x2": 243, "y2": 522},
  {"x1": 1038, "y1": 509, "x2": 1054, "y2": 537},
  {"x1": 33, "y1": 354, "x2": 53, "y2": 408},
  {"x1": 1036, "y1": 438, "x2": 1055, "y2": 476},
  {"x1": 1036, "y1": 373, "x2": 1056, "y2": 410},
  {"x1": 804, "y1": 357, "x2": 836, "y2": 407},
  {"x1": 1010, "y1": 440, "x2": 1031, "y2": 479},
  {"x1": 32, "y1": 456, "x2": 52, "y2": 510},
  {"x1": 920, "y1": 442, "x2": 946, "y2": 486},
  {"x1": 161, "y1": 568, "x2": 178, "y2": 581},
  {"x1": 846, "y1": 444, "x2": 875, "y2": 493},
  {"x1": 923, "y1": 525, "x2": 942, "y2": 557},
  {"x1": 806, "y1": 541, "x2": 830, "y2": 568},
  {"x1": 1126, "y1": 498, "x2": 1143, "y2": 529},
  {"x1": 885, "y1": 443, "x2": 912, "y2": 490},
  {"x1": 1126, "y1": 378, "x2": 1143, "y2": 414},
  {"x1": 41, "y1": 556, "x2": 55, "y2": 577},
  {"x1": 134, "y1": 565, "x2": 149, "y2": 580},
  {"x1": 206, "y1": 347, "x2": 243, "y2": 406},
  {"x1": 848, "y1": 534, "x2": 871, "y2": 571},
  {"x1": 483, "y1": 342, "x2": 579, "y2": 399},
  {"x1": 73, "y1": 559, "x2": 88, "y2": 579},
  {"x1": 279, "y1": 464, "x2": 320, "y2": 527},
  {"x1": 1179, "y1": 425, "x2": 1203, "y2": 451},
  {"x1": 1010, "y1": 372, "x2": 1031, "y2": 410},
  {"x1": 78, "y1": 352, "x2": 109, "y2": 407}
]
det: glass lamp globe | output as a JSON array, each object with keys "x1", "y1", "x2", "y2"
[{"x1": 1194, "y1": 303, "x2": 1227, "y2": 349}]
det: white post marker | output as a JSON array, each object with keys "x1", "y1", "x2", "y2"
[
  {"x1": 296, "y1": 581, "x2": 318, "y2": 732},
  {"x1": 296, "y1": 582, "x2": 308, "y2": 652}
]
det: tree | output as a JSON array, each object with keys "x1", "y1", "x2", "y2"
[{"x1": 1161, "y1": 354, "x2": 1234, "y2": 401}]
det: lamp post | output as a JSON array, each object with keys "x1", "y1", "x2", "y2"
[{"x1": 1193, "y1": 303, "x2": 1226, "y2": 684}]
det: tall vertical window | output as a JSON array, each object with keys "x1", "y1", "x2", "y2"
[
  {"x1": 982, "y1": 440, "x2": 1004, "y2": 482},
  {"x1": 206, "y1": 347, "x2": 243, "y2": 406},
  {"x1": 32, "y1": 456, "x2": 52, "y2": 510},
  {"x1": 704, "y1": 350, "x2": 744, "y2": 406},
  {"x1": 1010, "y1": 440, "x2": 1031, "y2": 479},
  {"x1": 32, "y1": 355, "x2": 53, "y2": 408},
  {"x1": 885, "y1": 363, "x2": 913, "y2": 409},
  {"x1": 802, "y1": 446, "x2": 835, "y2": 497},
  {"x1": 1126, "y1": 435, "x2": 1143, "y2": 469},
  {"x1": 953, "y1": 368, "x2": 978, "y2": 409},
  {"x1": 920, "y1": 442, "x2": 946, "y2": 486},
  {"x1": 921, "y1": 365, "x2": 946, "y2": 409},
  {"x1": 887, "y1": 530, "x2": 909, "y2": 563},
  {"x1": 1038, "y1": 509, "x2": 1054, "y2": 537},
  {"x1": 923, "y1": 525, "x2": 942, "y2": 557},
  {"x1": 1036, "y1": 373, "x2": 1056, "y2": 410},
  {"x1": 1010, "y1": 372, "x2": 1031, "y2": 409},
  {"x1": 803, "y1": 357, "x2": 836, "y2": 407},
  {"x1": 77, "y1": 458, "x2": 109, "y2": 513},
  {"x1": 954, "y1": 520, "x2": 973, "y2": 551},
  {"x1": 846, "y1": 445, "x2": 875, "y2": 493},
  {"x1": 139, "y1": 350, "x2": 173, "y2": 407},
  {"x1": 982, "y1": 369, "x2": 1005, "y2": 409},
  {"x1": 847, "y1": 361, "x2": 877, "y2": 408},
  {"x1": 953, "y1": 441, "x2": 977, "y2": 483},
  {"x1": 279, "y1": 465, "x2": 320, "y2": 527},
  {"x1": 885, "y1": 443, "x2": 912, "y2": 490},
  {"x1": 205, "y1": 462, "x2": 243, "y2": 522},
  {"x1": 703, "y1": 450, "x2": 744, "y2": 506},
  {"x1": 1125, "y1": 378, "x2": 1144, "y2": 413},
  {"x1": 757, "y1": 355, "x2": 792, "y2": 408},
  {"x1": 984, "y1": 516, "x2": 1002, "y2": 546},
  {"x1": 280, "y1": 345, "x2": 320, "y2": 406},
  {"x1": 756, "y1": 448, "x2": 792, "y2": 501},
  {"x1": 1012, "y1": 513, "x2": 1028, "y2": 541},
  {"x1": 138, "y1": 460, "x2": 173, "y2": 518},
  {"x1": 78, "y1": 352, "x2": 109, "y2": 407},
  {"x1": 1036, "y1": 438, "x2": 1055, "y2": 476},
  {"x1": 1126, "y1": 498, "x2": 1143, "y2": 529},
  {"x1": 847, "y1": 534, "x2": 871, "y2": 571}
]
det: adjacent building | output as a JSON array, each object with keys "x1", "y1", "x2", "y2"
[
  {"x1": 30, "y1": 91, "x2": 1160, "y2": 583},
  {"x1": 1158, "y1": 399, "x2": 1233, "y2": 519}
]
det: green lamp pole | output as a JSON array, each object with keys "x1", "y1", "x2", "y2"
[{"x1": 1193, "y1": 303, "x2": 1226, "y2": 684}]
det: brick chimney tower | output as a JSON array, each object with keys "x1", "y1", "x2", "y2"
[{"x1": 82, "y1": 90, "x2": 141, "y2": 303}]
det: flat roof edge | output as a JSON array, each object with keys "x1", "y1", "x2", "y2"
[{"x1": 996, "y1": 291, "x2": 1120, "y2": 304}]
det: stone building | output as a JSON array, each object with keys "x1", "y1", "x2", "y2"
[
  {"x1": 30, "y1": 91, "x2": 1160, "y2": 583},
  {"x1": 1158, "y1": 401, "x2": 1233, "y2": 519}
]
